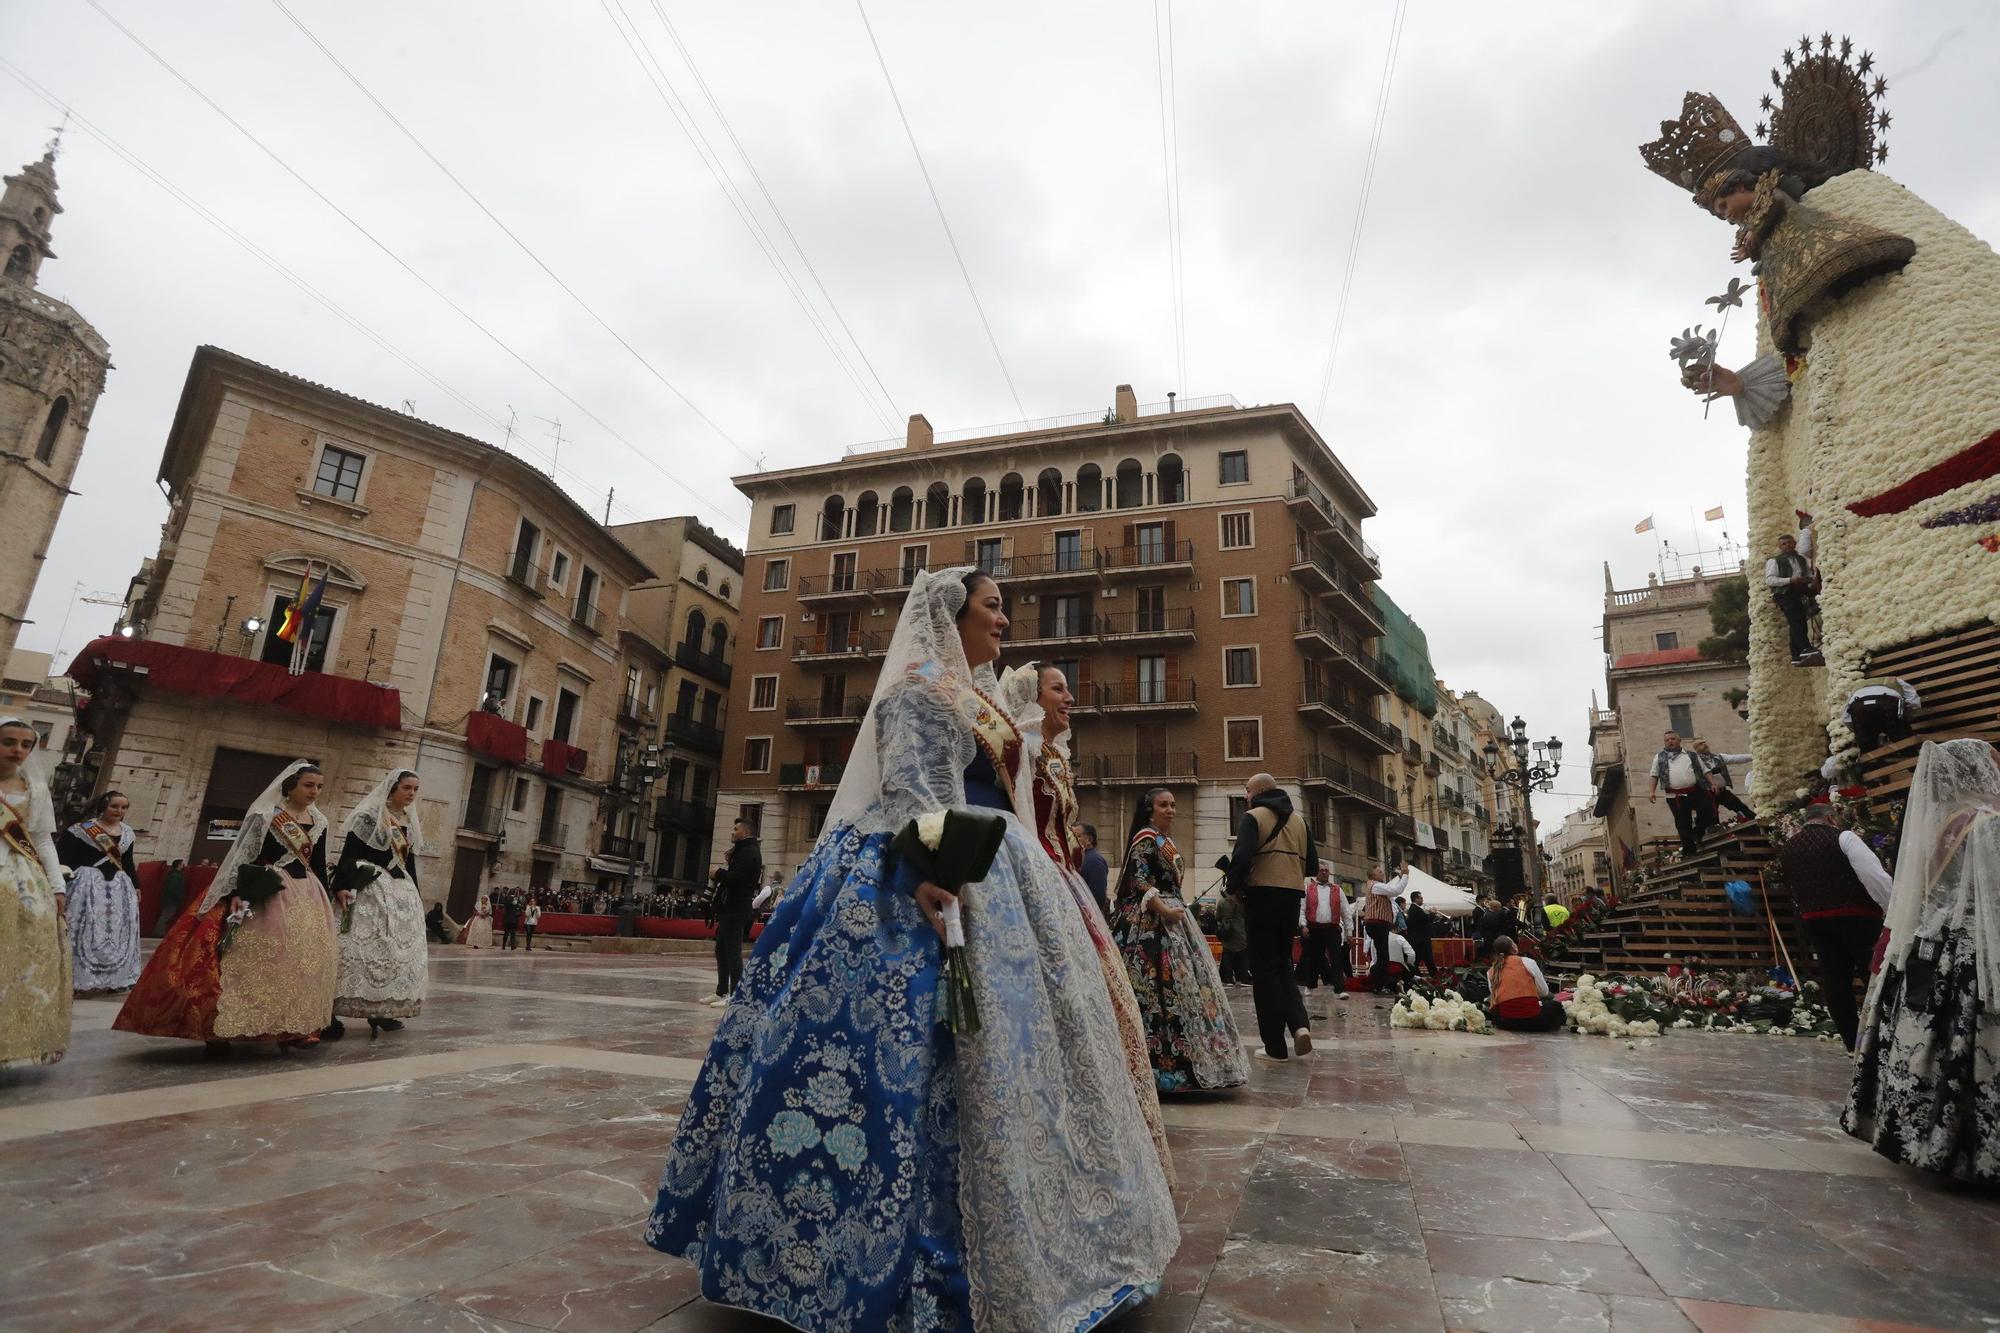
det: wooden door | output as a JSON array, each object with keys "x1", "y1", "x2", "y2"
[{"x1": 448, "y1": 845, "x2": 485, "y2": 919}]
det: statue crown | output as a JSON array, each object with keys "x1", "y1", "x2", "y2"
[{"x1": 1639, "y1": 91, "x2": 1753, "y2": 193}]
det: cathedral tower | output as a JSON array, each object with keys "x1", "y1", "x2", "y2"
[{"x1": 0, "y1": 138, "x2": 112, "y2": 665}]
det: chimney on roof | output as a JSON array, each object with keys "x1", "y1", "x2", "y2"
[
  {"x1": 907, "y1": 413, "x2": 933, "y2": 450},
  {"x1": 1113, "y1": 384, "x2": 1138, "y2": 423}
]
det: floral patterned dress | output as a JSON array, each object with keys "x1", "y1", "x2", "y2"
[{"x1": 1111, "y1": 829, "x2": 1247, "y2": 1093}]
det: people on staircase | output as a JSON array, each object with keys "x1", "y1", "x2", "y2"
[
  {"x1": 1649, "y1": 731, "x2": 1716, "y2": 856},
  {"x1": 1692, "y1": 740, "x2": 1756, "y2": 823},
  {"x1": 1846, "y1": 678, "x2": 1921, "y2": 753}
]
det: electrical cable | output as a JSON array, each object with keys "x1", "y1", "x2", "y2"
[
  {"x1": 854, "y1": 0, "x2": 1028, "y2": 423},
  {"x1": 1315, "y1": 0, "x2": 1408, "y2": 423},
  {"x1": 85, "y1": 0, "x2": 747, "y2": 530},
  {"x1": 647, "y1": 0, "x2": 903, "y2": 428},
  {"x1": 265, "y1": 0, "x2": 763, "y2": 473},
  {"x1": 600, "y1": 0, "x2": 899, "y2": 435},
  {"x1": 1152, "y1": 0, "x2": 1188, "y2": 394}
]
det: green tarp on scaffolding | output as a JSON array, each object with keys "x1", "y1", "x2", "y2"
[{"x1": 1373, "y1": 586, "x2": 1437, "y2": 718}]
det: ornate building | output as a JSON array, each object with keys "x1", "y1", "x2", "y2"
[{"x1": 0, "y1": 140, "x2": 112, "y2": 665}]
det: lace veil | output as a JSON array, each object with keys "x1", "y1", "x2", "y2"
[
  {"x1": 997, "y1": 662, "x2": 1070, "y2": 835},
  {"x1": 820, "y1": 567, "x2": 982, "y2": 839},
  {"x1": 1878, "y1": 738, "x2": 2000, "y2": 1004},
  {"x1": 342, "y1": 768, "x2": 430, "y2": 862},
  {"x1": 195, "y1": 758, "x2": 328, "y2": 916},
  {"x1": 0, "y1": 717, "x2": 58, "y2": 837}
]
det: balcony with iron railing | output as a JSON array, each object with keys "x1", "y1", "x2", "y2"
[
  {"x1": 570, "y1": 601, "x2": 603, "y2": 637},
  {"x1": 1299, "y1": 753, "x2": 1398, "y2": 811},
  {"x1": 1004, "y1": 616, "x2": 1101, "y2": 651},
  {"x1": 1095, "y1": 606, "x2": 1196, "y2": 643},
  {"x1": 1096, "y1": 539, "x2": 1195, "y2": 578},
  {"x1": 777, "y1": 762, "x2": 848, "y2": 790},
  {"x1": 615, "y1": 694, "x2": 653, "y2": 729},
  {"x1": 664, "y1": 712, "x2": 724, "y2": 754},
  {"x1": 534, "y1": 819, "x2": 573, "y2": 850},
  {"x1": 784, "y1": 695, "x2": 870, "y2": 727},
  {"x1": 459, "y1": 799, "x2": 506, "y2": 837},
  {"x1": 1293, "y1": 611, "x2": 1389, "y2": 689},
  {"x1": 674, "y1": 641, "x2": 732, "y2": 686},
  {"x1": 1090, "y1": 679, "x2": 1198, "y2": 713},
  {"x1": 791, "y1": 630, "x2": 886, "y2": 664},
  {"x1": 1074, "y1": 751, "x2": 1199, "y2": 786},
  {"x1": 1297, "y1": 685, "x2": 1402, "y2": 754},
  {"x1": 797, "y1": 569, "x2": 871, "y2": 603},
  {"x1": 505, "y1": 550, "x2": 548, "y2": 598},
  {"x1": 1286, "y1": 475, "x2": 1380, "y2": 575},
  {"x1": 999, "y1": 548, "x2": 1100, "y2": 586},
  {"x1": 1433, "y1": 727, "x2": 1463, "y2": 759},
  {"x1": 654, "y1": 795, "x2": 716, "y2": 828},
  {"x1": 866, "y1": 564, "x2": 928, "y2": 597},
  {"x1": 598, "y1": 832, "x2": 643, "y2": 862}
]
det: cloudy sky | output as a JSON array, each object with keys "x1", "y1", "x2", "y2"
[{"x1": 6, "y1": 1, "x2": 1997, "y2": 829}]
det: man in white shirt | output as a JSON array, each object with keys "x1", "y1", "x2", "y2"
[
  {"x1": 1361, "y1": 929, "x2": 1417, "y2": 992},
  {"x1": 1764, "y1": 532, "x2": 1822, "y2": 666},
  {"x1": 1297, "y1": 865, "x2": 1348, "y2": 995},
  {"x1": 1649, "y1": 731, "x2": 1715, "y2": 856},
  {"x1": 1361, "y1": 861, "x2": 1408, "y2": 995},
  {"x1": 1776, "y1": 804, "x2": 1895, "y2": 1049}
]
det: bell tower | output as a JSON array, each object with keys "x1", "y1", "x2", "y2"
[{"x1": 0, "y1": 133, "x2": 113, "y2": 664}]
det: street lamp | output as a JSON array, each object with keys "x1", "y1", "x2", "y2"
[
  {"x1": 612, "y1": 736, "x2": 663, "y2": 935},
  {"x1": 1484, "y1": 715, "x2": 1563, "y2": 795}
]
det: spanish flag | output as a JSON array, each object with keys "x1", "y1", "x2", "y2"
[
  {"x1": 1703, "y1": 505, "x2": 1726, "y2": 522},
  {"x1": 274, "y1": 567, "x2": 312, "y2": 643}
]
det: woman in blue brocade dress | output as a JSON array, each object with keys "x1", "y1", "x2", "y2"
[{"x1": 643, "y1": 569, "x2": 1178, "y2": 1333}]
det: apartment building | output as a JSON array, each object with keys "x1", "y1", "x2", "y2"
[
  {"x1": 72, "y1": 346, "x2": 651, "y2": 917},
  {"x1": 716, "y1": 384, "x2": 1395, "y2": 883},
  {"x1": 599, "y1": 517, "x2": 743, "y2": 896},
  {"x1": 1589, "y1": 563, "x2": 1750, "y2": 881}
]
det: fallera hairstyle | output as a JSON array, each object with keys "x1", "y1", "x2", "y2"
[
  {"x1": 88, "y1": 790, "x2": 128, "y2": 818},
  {"x1": 955, "y1": 570, "x2": 998, "y2": 622},
  {"x1": 280, "y1": 763, "x2": 323, "y2": 798}
]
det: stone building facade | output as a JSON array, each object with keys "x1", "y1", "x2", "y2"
[
  {"x1": 77, "y1": 346, "x2": 652, "y2": 917},
  {"x1": 1381, "y1": 681, "x2": 1500, "y2": 893},
  {"x1": 1542, "y1": 804, "x2": 1610, "y2": 903},
  {"x1": 1589, "y1": 563, "x2": 1750, "y2": 879},
  {"x1": 717, "y1": 386, "x2": 1395, "y2": 885},
  {"x1": 599, "y1": 516, "x2": 743, "y2": 899},
  {"x1": 0, "y1": 143, "x2": 112, "y2": 666}
]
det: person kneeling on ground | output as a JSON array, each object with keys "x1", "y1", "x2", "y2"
[{"x1": 1485, "y1": 937, "x2": 1566, "y2": 1032}]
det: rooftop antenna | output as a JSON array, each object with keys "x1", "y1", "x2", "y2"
[
  {"x1": 43, "y1": 109, "x2": 69, "y2": 161},
  {"x1": 534, "y1": 415, "x2": 564, "y2": 478},
  {"x1": 501, "y1": 405, "x2": 519, "y2": 453},
  {"x1": 604, "y1": 487, "x2": 614, "y2": 525},
  {"x1": 400, "y1": 399, "x2": 417, "y2": 415}
]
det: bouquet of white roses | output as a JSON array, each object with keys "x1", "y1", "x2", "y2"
[{"x1": 893, "y1": 809, "x2": 1007, "y2": 1035}]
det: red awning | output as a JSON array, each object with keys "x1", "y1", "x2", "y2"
[
  {"x1": 67, "y1": 636, "x2": 402, "y2": 730},
  {"x1": 541, "y1": 737, "x2": 588, "y2": 777},
  {"x1": 1610, "y1": 646, "x2": 1706, "y2": 671},
  {"x1": 466, "y1": 711, "x2": 529, "y2": 765}
]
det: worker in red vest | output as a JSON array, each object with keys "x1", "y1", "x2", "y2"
[{"x1": 1485, "y1": 937, "x2": 1566, "y2": 1032}]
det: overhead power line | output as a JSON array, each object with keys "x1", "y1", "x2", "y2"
[
  {"x1": 600, "y1": 0, "x2": 899, "y2": 435},
  {"x1": 646, "y1": 0, "x2": 903, "y2": 428},
  {"x1": 1152, "y1": 0, "x2": 1189, "y2": 395},
  {"x1": 854, "y1": 0, "x2": 1028, "y2": 423},
  {"x1": 1315, "y1": 0, "x2": 1408, "y2": 424},
  {"x1": 85, "y1": 0, "x2": 747, "y2": 529},
  {"x1": 266, "y1": 0, "x2": 761, "y2": 473}
]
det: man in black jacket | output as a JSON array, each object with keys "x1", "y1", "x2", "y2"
[
  {"x1": 707, "y1": 820, "x2": 763, "y2": 1006},
  {"x1": 1225, "y1": 774, "x2": 1316, "y2": 1061},
  {"x1": 1404, "y1": 891, "x2": 1436, "y2": 979}
]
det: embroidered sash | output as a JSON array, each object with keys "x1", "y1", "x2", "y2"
[
  {"x1": 959, "y1": 684, "x2": 1023, "y2": 804},
  {"x1": 268, "y1": 808, "x2": 317, "y2": 871},
  {"x1": 386, "y1": 821, "x2": 412, "y2": 876},
  {"x1": 0, "y1": 795, "x2": 37, "y2": 865},
  {"x1": 81, "y1": 819, "x2": 127, "y2": 870}
]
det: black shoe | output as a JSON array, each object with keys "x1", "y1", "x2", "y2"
[
  {"x1": 321, "y1": 1019, "x2": 346, "y2": 1041},
  {"x1": 376, "y1": 1018, "x2": 404, "y2": 1032},
  {"x1": 203, "y1": 1039, "x2": 232, "y2": 1058}
]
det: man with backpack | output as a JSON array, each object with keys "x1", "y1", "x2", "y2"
[{"x1": 1225, "y1": 774, "x2": 1316, "y2": 1061}]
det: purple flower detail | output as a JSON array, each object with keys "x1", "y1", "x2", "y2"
[{"x1": 1920, "y1": 491, "x2": 2000, "y2": 528}]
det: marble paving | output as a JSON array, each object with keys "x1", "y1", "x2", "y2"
[{"x1": 4, "y1": 947, "x2": 1997, "y2": 1332}]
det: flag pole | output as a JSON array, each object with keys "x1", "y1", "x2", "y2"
[{"x1": 291, "y1": 561, "x2": 311, "y2": 676}]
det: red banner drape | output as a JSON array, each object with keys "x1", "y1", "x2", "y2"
[
  {"x1": 540, "y1": 738, "x2": 588, "y2": 776},
  {"x1": 466, "y1": 711, "x2": 529, "y2": 764},
  {"x1": 66, "y1": 637, "x2": 402, "y2": 730}
]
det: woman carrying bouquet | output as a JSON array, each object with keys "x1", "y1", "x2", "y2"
[
  {"x1": 1001, "y1": 661, "x2": 1173, "y2": 1184},
  {"x1": 1112, "y1": 788, "x2": 1248, "y2": 1093},
  {"x1": 0, "y1": 718, "x2": 70, "y2": 1068},
  {"x1": 60, "y1": 790, "x2": 141, "y2": 994},
  {"x1": 323, "y1": 769, "x2": 428, "y2": 1040},
  {"x1": 644, "y1": 569, "x2": 1177, "y2": 1333},
  {"x1": 116, "y1": 760, "x2": 347, "y2": 1050}
]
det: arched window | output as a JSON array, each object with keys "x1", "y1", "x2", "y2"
[
  {"x1": 1036, "y1": 468, "x2": 1063, "y2": 517},
  {"x1": 1114, "y1": 458, "x2": 1144, "y2": 509},
  {"x1": 820, "y1": 494, "x2": 845, "y2": 542},
  {"x1": 1157, "y1": 453, "x2": 1186, "y2": 504},
  {"x1": 4, "y1": 246, "x2": 30, "y2": 283},
  {"x1": 854, "y1": 491, "x2": 881, "y2": 537},
  {"x1": 718, "y1": 579, "x2": 732, "y2": 600},
  {"x1": 683, "y1": 607, "x2": 707, "y2": 650},
  {"x1": 34, "y1": 396, "x2": 67, "y2": 464},
  {"x1": 997, "y1": 473, "x2": 1024, "y2": 523},
  {"x1": 709, "y1": 621, "x2": 729, "y2": 657},
  {"x1": 889, "y1": 486, "x2": 915, "y2": 533},
  {"x1": 695, "y1": 567, "x2": 710, "y2": 586},
  {"x1": 924, "y1": 481, "x2": 951, "y2": 529},
  {"x1": 1075, "y1": 463, "x2": 1103, "y2": 513},
  {"x1": 960, "y1": 477, "x2": 987, "y2": 526}
]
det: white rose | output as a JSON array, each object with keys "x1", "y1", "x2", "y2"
[{"x1": 915, "y1": 811, "x2": 948, "y2": 851}]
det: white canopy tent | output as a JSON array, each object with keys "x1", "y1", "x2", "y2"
[{"x1": 1399, "y1": 866, "x2": 1478, "y2": 917}]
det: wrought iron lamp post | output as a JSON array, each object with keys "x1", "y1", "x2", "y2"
[
  {"x1": 1483, "y1": 716, "x2": 1563, "y2": 902},
  {"x1": 612, "y1": 734, "x2": 663, "y2": 936}
]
